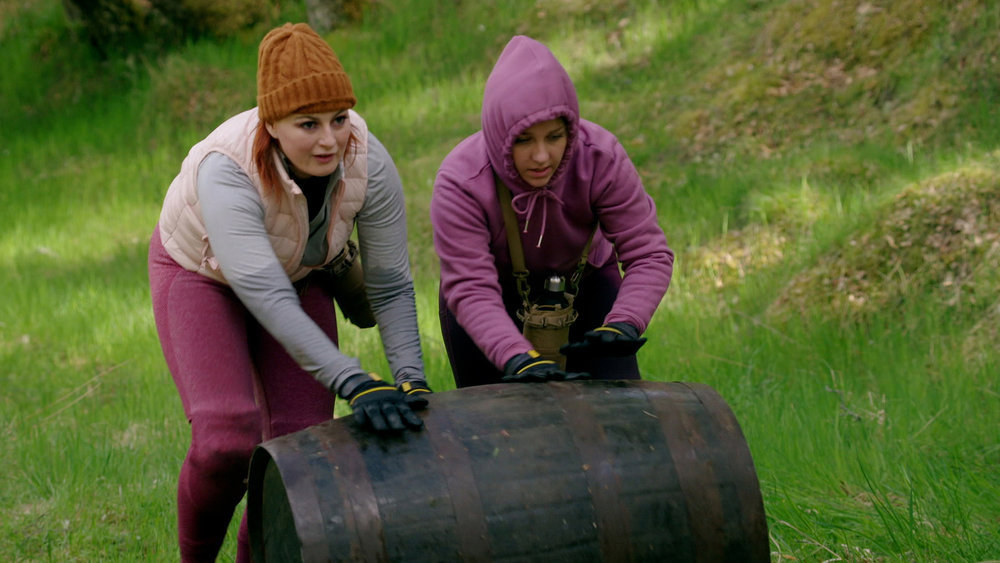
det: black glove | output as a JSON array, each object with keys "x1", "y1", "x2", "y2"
[
  {"x1": 560, "y1": 322, "x2": 647, "y2": 357},
  {"x1": 502, "y1": 351, "x2": 590, "y2": 383},
  {"x1": 346, "y1": 376, "x2": 424, "y2": 433},
  {"x1": 397, "y1": 380, "x2": 432, "y2": 410}
]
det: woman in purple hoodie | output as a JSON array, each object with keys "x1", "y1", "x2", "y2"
[{"x1": 431, "y1": 35, "x2": 674, "y2": 387}]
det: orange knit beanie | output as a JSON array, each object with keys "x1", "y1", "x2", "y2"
[{"x1": 256, "y1": 23, "x2": 356, "y2": 123}]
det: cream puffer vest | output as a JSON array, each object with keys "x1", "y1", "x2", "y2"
[{"x1": 158, "y1": 107, "x2": 369, "y2": 284}]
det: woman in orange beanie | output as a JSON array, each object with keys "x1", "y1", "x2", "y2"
[{"x1": 148, "y1": 22, "x2": 430, "y2": 562}]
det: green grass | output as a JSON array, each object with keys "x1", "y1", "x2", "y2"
[{"x1": 2, "y1": 0, "x2": 999, "y2": 560}]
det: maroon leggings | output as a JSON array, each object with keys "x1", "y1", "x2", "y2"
[
  {"x1": 439, "y1": 262, "x2": 641, "y2": 388},
  {"x1": 148, "y1": 228, "x2": 336, "y2": 562}
]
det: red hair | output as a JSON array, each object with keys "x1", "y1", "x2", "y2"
[{"x1": 252, "y1": 120, "x2": 360, "y2": 199}]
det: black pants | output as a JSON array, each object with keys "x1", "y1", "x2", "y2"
[{"x1": 439, "y1": 262, "x2": 641, "y2": 388}]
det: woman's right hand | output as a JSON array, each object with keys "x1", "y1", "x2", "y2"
[{"x1": 502, "y1": 352, "x2": 590, "y2": 383}]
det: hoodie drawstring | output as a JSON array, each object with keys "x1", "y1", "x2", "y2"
[{"x1": 511, "y1": 189, "x2": 563, "y2": 248}]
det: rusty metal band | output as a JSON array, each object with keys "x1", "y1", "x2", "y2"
[
  {"x1": 550, "y1": 382, "x2": 634, "y2": 561},
  {"x1": 265, "y1": 433, "x2": 337, "y2": 562},
  {"x1": 687, "y1": 383, "x2": 770, "y2": 562},
  {"x1": 422, "y1": 404, "x2": 493, "y2": 562},
  {"x1": 643, "y1": 381, "x2": 726, "y2": 563},
  {"x1": 314, "y1": 423, "x2": 388, "y2": 562},
  {"x1": 247, "y1": 446, "x2": 287, "y2": 560}
]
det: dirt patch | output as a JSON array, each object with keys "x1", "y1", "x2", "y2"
[
  {"x1": 670, "y1": 0, "x2": 987, "y2": 162},
  {"x1": 769, "y1": 164, "x2": 1000, "y2": 320}
]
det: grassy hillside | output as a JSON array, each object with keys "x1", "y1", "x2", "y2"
[{"x1": 1, "y1": 0, "x2": 998, "y2": 560}]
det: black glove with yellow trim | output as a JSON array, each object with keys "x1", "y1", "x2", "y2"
[
  {"x1": 397, "y1": 380, "x2": 432, "y2": 410},
  {"x1": 345, "y1": 375, "x2": 424, "y2": 433},
  {"x1": 560, "y1": 322, "x2": 647, "y2": 357},
  {"x1": 502, "y1": 351, "x2": 590, "y2": 383}
]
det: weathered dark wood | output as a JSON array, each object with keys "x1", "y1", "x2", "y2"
[{"x1": 247, "y1": 380, "x2": 769, "y2": 562}]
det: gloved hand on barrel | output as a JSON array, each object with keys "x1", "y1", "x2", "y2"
[
  {"x1": 503, "y1": 351, "x2": 590, "y2": 383},
  {"x1": 560, "y1": 322, "x2": 647, "y2": 357},
  {"x1": 397, "y1": 380, "x2": 433, "y2": 409},
  {"x1": 346, "y1": 374, "x2": 427, "y2": 433}
]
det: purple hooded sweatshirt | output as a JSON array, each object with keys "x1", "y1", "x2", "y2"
[{"x1": 430, "y1": 35, "x2": 674, "y2": 370}]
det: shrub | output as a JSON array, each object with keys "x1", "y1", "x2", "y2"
[{"x1": 62, "y1": 0, "x2": 275, "y2": 57}]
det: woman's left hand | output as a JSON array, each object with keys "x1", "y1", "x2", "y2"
[
  {"x1": 347, "y1": 377, "x2": 425, "y2": 433},
  {"x1": 560, "y1": 322, "x2": 647, "y2": 357},
  {"x1": 397, "y1": 380, "x2": 432, "y2": 409}
]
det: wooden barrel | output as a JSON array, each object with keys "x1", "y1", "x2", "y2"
[{"x1": 247, "y1": 380, "x2": 769, "y2": 562}]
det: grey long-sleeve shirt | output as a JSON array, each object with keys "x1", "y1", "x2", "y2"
[{"x1": 197, "y1": 132, "x2": 424, "y2": 397}]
